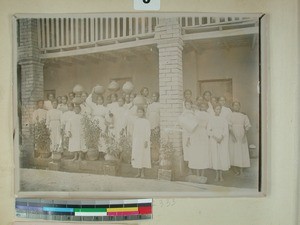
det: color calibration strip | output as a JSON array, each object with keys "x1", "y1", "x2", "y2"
[{"x1": 15, "y1": 198, "x2": 152, "y2": 221}]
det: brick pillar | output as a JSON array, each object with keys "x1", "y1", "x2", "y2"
[
  {"x1": 155, "y1": 18, "x2": 184, "y2": 178},
  {"x1": 18, "y1": 19, "x2": 44, "y2": 165}
]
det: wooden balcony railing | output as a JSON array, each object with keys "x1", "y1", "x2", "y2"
[{"x1": 36, "y1": 15, "x2": 256, "y2": 54}]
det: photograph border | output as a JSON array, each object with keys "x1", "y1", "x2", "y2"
[{"x1": 12, "y1": 12, "x2": 267, "y2": 198}]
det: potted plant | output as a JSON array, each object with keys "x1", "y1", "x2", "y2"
[
  {"x1": 118, "y1": 130, "x2": 132, "y2": 164},
  {"x1": 82, "y1": 114, "x2": 101, "y2": 160},
  {"x1": 159, "y1": 140, "x2": 174, "y2": 170},
  {"x1": 34, "y1": 120, "x2": 51, "y2": 158},
  {"x1": 102, "y1": 132, "x2": 120, "y2": 161}
]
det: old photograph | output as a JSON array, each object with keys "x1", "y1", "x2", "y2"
[{"x1": 14, "y1": 13, "x2": 262, "y2": 196}]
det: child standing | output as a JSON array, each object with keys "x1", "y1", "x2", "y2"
[
  {"x1": 61, "y1": 102, "x2": 75, "y2": 151},
  {"x1": 131, "y1": 107, "x2": 151, "y2": 178},
  {"x1": 228, "y1": 101, "x2": 251, "y2": 176},
  {"x1": 65, "y1": 105, "x2": 85, "y2": 161},
  {"x1": 58, "y1": 95, "x2": 68, "y2": 113},
  {"x1": 46, "y1": 100, "x2": 62, "y2": 153},
  {"x1": 208, "y1": 104, "x2": 230, "y2": 182},
  {"x1": 219, "y1": 96, "x2": 232, "y2": 121}
]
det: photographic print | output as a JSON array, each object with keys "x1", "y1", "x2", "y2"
[{"x1": 14, "y1": 13, "x2": 263, "y2": 196}]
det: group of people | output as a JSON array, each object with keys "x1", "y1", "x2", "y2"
[
  {"x1": 32, "y1": 85, "x2": 160, "y2": 178},
  {"x1": 179, "y1": 90, "x2": 251, "y2": 182},
  {"x1": 31, "y1": 84, "x2": 252, "y2": 182}
]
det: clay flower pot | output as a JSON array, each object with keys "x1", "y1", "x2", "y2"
[{"x1": 87, "y1": 149, "x2": 99, "y2": 161}]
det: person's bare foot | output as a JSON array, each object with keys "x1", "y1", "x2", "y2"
[
  {"x1": 141, "y1": 173, "x2": 145, "y2": 178},
  {"x1": 135, "y1": 174, "x2": 141, "y2": 178},
  {"x1": 219, "y1": 176, "x2": 224, "y2": 182}
]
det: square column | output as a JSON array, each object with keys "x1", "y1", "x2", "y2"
[
  {"x1": 155, "y1": 18, "x2": 184, "y2": 177},
  {"x1": 18, "y1": 19, "x2": 44, "y2": 165}
]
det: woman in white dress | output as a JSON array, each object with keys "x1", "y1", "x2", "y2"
[
  {"x1": 86, "y1": 94, "x2": 109, "y2": 154},
  {"x1": 131, "y1": 107, "x2": 151, "y2": 178},
  {"x1": 189, "y1": 102, "x2": 211, "y2": 176},
  {"x1": 219, "y1": 96, "x2": 232, "y2": 121},
  {"x1": 208, "y1": 104, "x2": 230, "y2": 182},
  {"x1": 32, "y1": 100, "x2": 47, "y2": 123},
  {"x1": 65, "y1": 105, "x2": 85, "y2": 160},
  {"x1": 146, "y1": 92, "x2": 160, "y2": 164},
  {"x1": 113, "y1": 97, "x2": 128, "y2": 141},
  {"x1": 60, "y1": 103, "x2": 75, "y2": 151},
  {"x1": 80, "y1": 92, "x2": 92, "y2": 115},
  {"x1": 178, "y1": 100, "x2": 196, "y2": 164},
  {"x1": 146, "y1": 92, "x2": 160, "y2": 130},
  {"x1": 44, "y1": 93, "x2": 55, "y2": 111},
  {"x1": 228, "y1": 101, "x2": 251, "y2": 176},
  {"x1": 46, "y1": 100, "x2": 62, "y2": 153},
  {"x1": 203, "y1": 91, "x2": 214, "y2": 116}
]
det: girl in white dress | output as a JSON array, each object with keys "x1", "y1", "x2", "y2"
[
  {"x1": 44, "y1": 93, "x2": 55, "y2": 111},
  {"x1": 183, "y1": 89, "x2": 193, "y2": 109},
  {"x1": 189, "y1": 102, "x2": 211, "y2": 176},
  {"x1": 65, "y1": 105, "x2": 84, "y2": 161},
  {"x1": 124, "y1": 93, "x2": 131, "y2": 110},
  {"x1": 131, "y1": 107, "x2": 151, "y2": 178},
  {"x1": 86, "y1": 94, "x2": 109, "y2": 154},
  {"x1": 113, "y1": 97, "x2": 128, "y2": 141},
  {"x1": 228, "y1": 101, "x2": 251, "y2": 176},
  {"x1": 208, "y1": 104, "x2": 230, "y2": 182},
  {"x1": 60, "y1": 103, "x2": 75, "y2": 151},
  {"x1": 57, "y1": 95, "x2": 68, "y2": 113},
  {"x1": 46, "y1": 100, "x2": 62, "y2": 153}
]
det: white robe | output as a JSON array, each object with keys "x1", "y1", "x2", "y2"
[
  {"x1": 206, "y1": 102, "x2": 215, "y2": 116},
  {"x1": 208, "y1": 115, "x2": 230, "y2": 171},
  {"x1": 32, "y1": 108, "x2": 47, "y2": 123},
  {"x1": 228, "y1": 112, "x2": 251, "y2": 167},
  {"x1": 188, "y1": 110, "x2": 211, "y2": 170},
  {"x1": 46, "y1": 109, "x2": 62, "y2": 152},
  {"x1": 126, "y1": 104, "x2": 138, "y2": 137},
  {"x1": 65, "y1": 114, "x2": 85, "y2": 152},
  {"x1": 146, "y1": 102, "x2": 160, "y2": 129},
  {"x1": 131, "y1": 118, "x2": 151, "y2": 169},
  {"x1": 61, "y1": 111, "x2": 75, "y2": 130},
  {"x1": 220, "y1": 106, "x2": 232, "y2": 121},
  {"x1": 113, "y1": 106, "x2": 128, "y2": 140},
  {"x1": 44, "y1": 100, "x2": 53, "y2": 111},
  {"x1": 57, "y1": 104, "x2": 68, "y2": 113},
  {"x1": 80, "y1": 103, "x2": 92, "y2": 115},
  {"x1": 178, "y1": 109, "x2": 197, "y2": 162}
]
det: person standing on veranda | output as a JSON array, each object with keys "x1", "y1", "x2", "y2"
[
  {"x1": 189, "y1": 102, "x2": 211, "y2": 177},
  {"x1": 228, "y1": 101, "x2": 251, "y2": 176},
  {"x1": 60, "y1": 102, "x2": 75, "y2": 151},
  {"x1": 207, "y1": 104, "x2": 230, "y2": 182},
  {"x1": 46, "y1": 100, "x2": 62, "y2": 154},
  {"x1": 219, "y1": 96, "x2": 232, "y2": 121},
  {"x1": 32, "y1": 100, "x2": 47, "y2": 124},
  {"x1": 65, "y1": 105, "x2": 85, "y2": 161},
  {"x1": 131, "y1": 107, "x2": 151, "y2": 178},
  {"x1": 146, "y1": 92, "x2": 160, "y2": 164}
]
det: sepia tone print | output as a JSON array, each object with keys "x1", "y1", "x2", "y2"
[{"x1": 14, "y1": 13, "x2": 262, "y2": 196}]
